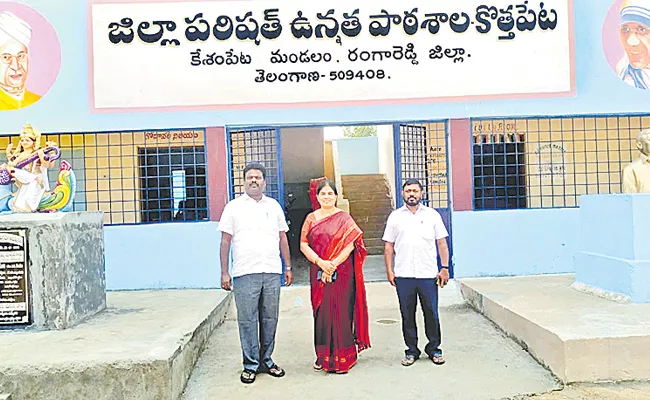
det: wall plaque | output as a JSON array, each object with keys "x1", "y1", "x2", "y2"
[{"x1": 0, "y1": 229, "x2": 30, "y2": 326}]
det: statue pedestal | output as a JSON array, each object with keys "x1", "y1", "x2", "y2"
[
  {"x1": 0, "y1": 212, "x2": 106, "y2": 330},
  {"x1": 573, "y1": 194, "x2": 650, "y2": 303}
]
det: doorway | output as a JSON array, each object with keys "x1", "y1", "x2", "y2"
[{"x1": 225, "y1": 121, "x2": 454, "y2": 284}]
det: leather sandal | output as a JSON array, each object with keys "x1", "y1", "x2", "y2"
[
  {"x1": 240, "y1": 369, "x2": 256, "y2": 384},
  {"x1": 265, "y1": 364, "x2": 286, "y2": 378},
  {"x1": 401, "y1": 355, "x2": 417, "y2": 367},
  {"x1": 430, "y1": 354, "x2": 445, "y2": 365}
]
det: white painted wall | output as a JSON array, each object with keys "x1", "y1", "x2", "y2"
[{"x1": 377, "y1": 125, "x2": 396, "y2": 208}]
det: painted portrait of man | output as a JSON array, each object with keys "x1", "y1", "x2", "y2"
[
  {"x1": 0, "y1": 11, "x2": 41, "y2": 110},
  {"x1": 616, "y1": 0, "x2": 650, "y2": 89}
]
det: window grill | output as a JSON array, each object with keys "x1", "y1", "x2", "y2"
[
  {"x1": 228, "y1": 128, "x2": 283, "y2": 204},
  {"x1": 396, "y1": 122, "x2": 449, "y2": 209},
  {"x1": 0, "y1": 129, "x2": 209, "y2": 224},
  {"x1": 472, "y1": 116, "x2": 648, "y2": 209}
]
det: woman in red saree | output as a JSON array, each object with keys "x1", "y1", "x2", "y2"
[{"x1": 300, "y1": 179, "x2": 371, "y2": 373}]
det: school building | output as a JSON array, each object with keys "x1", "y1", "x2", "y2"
[{"x1": 2, "y1": 0, "x2": 646, "y2": 289}]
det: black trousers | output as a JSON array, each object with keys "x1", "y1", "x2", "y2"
[{"x1": 395, "y1": 277, "x2": 442, "y2": 358}]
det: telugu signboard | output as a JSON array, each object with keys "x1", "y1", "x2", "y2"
[
  {"x1": 89, "y1": 0, "x2": 574, "y2": 112},
  {"x1": 0, "y1": 229, "x2": 30, "y2": 326}
]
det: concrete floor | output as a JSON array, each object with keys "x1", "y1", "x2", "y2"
[
  {"x1": 461, "y1": 274, "x2": 650, "y2": 383},
  {"x1": 517, "y1": 381, "x2": 650, "y2": 399},
  {"x1": 181, "y1": 282, "x2": 561, "y2": 400}
]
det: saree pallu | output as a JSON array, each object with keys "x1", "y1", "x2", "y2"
[{"x1": 306, "y1": 211, "x2": 370, "y2": 373}]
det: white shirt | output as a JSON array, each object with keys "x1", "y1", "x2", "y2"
[
  {"x1": 382, "y1": 204, "x2": 449, "y2": 279},
  {"x1": 218, "y1": 193, "x2": 289, "y2": 278}
]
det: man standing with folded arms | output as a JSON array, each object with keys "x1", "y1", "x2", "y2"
[
  {"x1": 219, "y1": 162, "x2": 293, "y2": 384},
  {"x1": 382, "y1": 178, "x2": 450, "y2": 367}
]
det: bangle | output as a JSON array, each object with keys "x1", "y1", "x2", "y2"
[
  {"x1": 285, "y1": 266, "x2": 292, "y2": 271},
  {"x1": 441, "y1": 266, "x2": 449, "y2": 269}
]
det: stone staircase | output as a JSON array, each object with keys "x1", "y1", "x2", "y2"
[{"x1": 341, "y1": 174, "x2": 394, "y2": 255}]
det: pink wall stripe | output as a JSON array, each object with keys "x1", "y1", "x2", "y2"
[
  {"x1": 450, "y1": 119, "x2": 473, "y2": 212},
  {"x1": 205, "y1": 127, "x2": 229, "y2": 221}
]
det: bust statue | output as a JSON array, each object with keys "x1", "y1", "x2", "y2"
[{"x1": 623, "y1": 129, "x2": 650, "y2": 193}]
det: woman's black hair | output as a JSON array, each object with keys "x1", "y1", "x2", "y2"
[{"x1": 316, "y1": 179, "x2": 338, "y2": 196}]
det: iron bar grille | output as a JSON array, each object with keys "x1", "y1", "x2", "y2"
[
  {"x1": 398, "y1": 123, "x2": 449, "y2": 209},
  {"x1": 472, "y1": 116, "x2": 649, "y2": 209},
  {"x1": 229, "y1": 128, "x2": 282, "y2": 203},
  {"x1": 0, "y1": 129, "x2": 209, "y2": 224}
]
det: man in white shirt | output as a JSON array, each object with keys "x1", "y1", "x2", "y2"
[
  {"x1": 219, "y1": 163, "x2": 293, "y2": 384},
  {"x1": 382, "y1": 178, "x2": 450, "y2": 367}
]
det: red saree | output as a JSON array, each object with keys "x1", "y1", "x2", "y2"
[{"x1": 301, "y1": 211, "x2": 371, "y2": 373}]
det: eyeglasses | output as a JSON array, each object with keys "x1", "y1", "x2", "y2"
[
  {"x1": 0, "y1": 52, "x2": 27, "y2": 65},
  {"x1": 621, "y1": 25, "x2": 650, "y2": 37}
]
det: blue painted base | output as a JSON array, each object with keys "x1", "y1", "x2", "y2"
[
  {"x1": 452, "y1": 208, "x2": 579, "y2": 278},
  {"x1": 574, "y1": 194, "x2": 650, "y2": 304},
  {"x1": 575, "y1": 252, "x2": 650, "y2": 303}
]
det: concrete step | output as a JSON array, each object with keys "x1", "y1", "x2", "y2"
[
  {"x1": 364, "y1": 238, "x2": 386, "y2": 248},
  {"x1": 366, "y1": 245, "x2": 384, "y2": 255},
  {"x1": 351, "y1": 211, "x2": 390, "y2": 220},
  {"x1": 0, "y1": 290, "x2": 233, "y2": 400},
  {"x1": 343, "y1": 192, "x2": 392, "y2": 204},
  {"x1": 343, "y1": 182, "x2": 391, "y2": 192},
  {"x1": 342, "y1": 192, "x2": 392, "y2": 202},
  {"x1": 360, "y1": 228, "x2": 386, "y2": 238},
  {"x1": 351, "y1": 217, "x2": 392, "y2": 225},
  {"x1": 341, "y1": 174, "x2": 387, "y2": 182},
  {"x1": 460, "y1": 274, "x2": 650, "y2": 383},
  {"x1": 349, "y1": 202, "x2": 393, "y2": 213},
  {"x1": 351, "y1": 214, "x2": 391, "y2": 226}
]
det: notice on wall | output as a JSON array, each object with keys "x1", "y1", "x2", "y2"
[
  {"x1": 531, "y1": 142, "x2": 566, "y2": 178},
  {"x1": 89, "y1": 0, "x2": 574, "y2": 112},
  {"x1": 428, "y1": 144, "x2": 447, "y2": 190},
  {"x1": 0, "y1": 229, "x2": 30, "y2": 326}
]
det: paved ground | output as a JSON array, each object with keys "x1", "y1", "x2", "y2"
[
  {"x1": 181, "y1": 282, "x2": 561, "y2": 400},
  {"x1": 514, "y1": 381, "x2": 650, "y2": 399}
]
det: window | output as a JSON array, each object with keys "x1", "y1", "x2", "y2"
[
  {"x1": 472, "y1": 115, "x2": 649, "y2": 209},
  {"x1": 474, "y1": 139, "x2": 527, "y2": 210},
  {"x1": 138, "y1": 146, "x2": 208, "y2": 223},
  {"x1": 397, "y1": 123, "x2": 449, "y2": 208}
]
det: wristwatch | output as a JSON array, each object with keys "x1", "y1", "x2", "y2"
[{"x1": 441, "y1": 266, "x2": 449, "y2": 269}]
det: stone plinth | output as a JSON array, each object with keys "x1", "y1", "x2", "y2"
[
  {"x1": 573, "y1": 194, "x2": 650, "y2": 303},
  {"x1": 0, "y1": 290, "x2": 232, "y2": 400},
  {"x1": 460, "y1": 274, "x2": 650, "y2": 383},
  {"x1": 0, "y1": 212, "x2": 106, "y2": 330}
]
